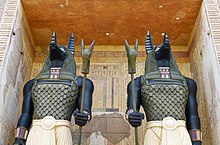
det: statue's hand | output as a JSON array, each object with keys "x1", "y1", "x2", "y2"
[
  {"x1": 74, "y1": 110, "x2": 90, "y2": 126},
  {"x1": 192, "y1": 141, "x2": 202, "y2": 145},
  {"x1": 81, "y1": 39, "x2": 95, "y2": 74},
  {"x1": 124, "y1": 39, "x2": 138, "y2": 74},
  {"x1": 128, "y1": 111, "x2": 144, "y2": 127},
  {"x1": 13, "y1": 138, "x2": 26, "y2": 145}
]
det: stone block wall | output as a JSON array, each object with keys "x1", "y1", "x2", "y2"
[
  {"x1": 0, "y1": 0, "x2": 7, "y2": 21},
  {"x1": 188, "y1": 2, "x2": 220, "y2": 145},
  {"x1": 0, "y1": 2, "x2": 34, "y2": 145}
]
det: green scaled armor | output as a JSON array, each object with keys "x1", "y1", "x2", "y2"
[
  {"x1": 32, "y1": 46, "x2": 79, "y2": 121},
  {"x1": 141, "y1": 50, "x2": 188, "y2": 121}
]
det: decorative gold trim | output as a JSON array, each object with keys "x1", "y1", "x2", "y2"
[
  {"x1": 189, "y1": 129, "x2": 202, "y2": 142},
  {"x1": 125, "y1": 109, "x2": 134, "y2": 120},
  {"x1": 15, "y1": 126, "x2": 28, "y2": 139}
]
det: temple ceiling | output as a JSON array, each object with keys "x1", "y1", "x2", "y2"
[
  {"x1": 22, "y1": 0, "x2": 202, "y2": 60},
  {"x1": 22, "y1": 0, "x2": 202, "y2": 62}
]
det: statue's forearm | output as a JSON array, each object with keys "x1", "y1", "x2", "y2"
[
  {"x1": 15, "y1": 113, "x2": 33, "y2": 140},
  {"x1": 185, "y1": 78, "x2": 202, "y2": 143},
  {"x1": 77, "y1": 77, "x2": 94, "y2": 114},
  {"x1": 17, "y1": 113, "x2": 33, "y2": 129},
  {"x1": 127, "y1": 77, "x2": 141, "y2": 111},
  {"x1": 15, "y1": 79, "x2": 34, "y2": 140},
  {"x1": 186, "y1": 115, "x2": 201, "y2": 130}
]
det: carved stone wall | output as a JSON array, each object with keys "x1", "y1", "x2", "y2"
[
  {"x1": 205, "y1": 0, "x2": 220, "y2": 67},
  {"x1": 188, "y1": 2, "x2": 220, "y2": 145},
  {"x1": 0, "y1": 2, "x2": 34, "y2": 145},
  {"x1": 0, "y1": 0, "x2": 7, "y2": 21}
]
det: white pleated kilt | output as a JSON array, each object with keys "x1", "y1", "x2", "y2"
[
  {"x1": 26, "y1": 116, "x2": 72, "y2": 145},
  {"x1": 144, "y1": 117, "x2": 192, "y2": 145}
]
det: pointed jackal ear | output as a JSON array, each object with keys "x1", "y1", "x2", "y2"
[
  {"x1": 50, "y1": 31, "x2": 57, "y2": 45},
  {"x1": 164, "y1": 33, "x2": 170, "y2": 46},
  {"x1": 68, "y1": 33, "x2": 75, "y2": 55},
  {"x1": 145, "y1": 30, "x2": 154, "y2": 54}
]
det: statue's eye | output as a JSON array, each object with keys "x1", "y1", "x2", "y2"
[
  {"x1": 155, "y1": 46, "x2": 161, "y2": 52},
  {"x1": 60, "y1": 47, "x2": 65, "y2": 53}
]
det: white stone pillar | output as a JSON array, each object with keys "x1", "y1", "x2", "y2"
[
  {"x1": 0, "y1": 0, "x2": 19, "y2": 144},
  {"x1": 0, "y1": 0, "x2": 34, "y2": 144},
  {"x1": 205, "y1": 0, "x2": 220, "y2": 70}
]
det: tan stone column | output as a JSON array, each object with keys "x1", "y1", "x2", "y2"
[
  {"x1": 188, "y1": 1, "x2": 220, "y2": 145},
  {"x1": 204, "y1": 0, "x2": 220, "y2": 69},
  {"x1": 0, "y1": 0, "x2": 34, "y2": 144},
  {"x1": 0, "y1": 0, "x2": 19, "y2": 144}
]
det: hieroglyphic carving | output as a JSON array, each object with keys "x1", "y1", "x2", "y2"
[
  {"x1": 79, "y1": 63, "x2": 123, "y2": 112},
  {"x1": 0, "y1": 0, "x2": 19, "y2": 72},
  {"x1": 188, "y1": 3, "x2": 220, "y2": 144}
]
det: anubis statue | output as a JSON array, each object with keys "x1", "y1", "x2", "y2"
[
  {"x1": 13, "y1": 32, "x2": 94, "y2": 145},
  {"x1": 125, "y1": 32, "x2": 202, "y2": 145}
]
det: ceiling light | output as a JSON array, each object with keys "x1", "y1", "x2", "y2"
[
  {"x1": 105, "y1": 32, "x2": 110, "y2": 36},
  {"x1": 159, "y1": 5, "x2": 163, "y2": 8},
  {"x1": 176, "y1": 17, "x2": 180, "y2": 20},
  {"x1": 60, "y1": 4, "x2": 64, "y2": 8}
]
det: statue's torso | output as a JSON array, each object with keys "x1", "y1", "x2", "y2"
[
  {"x1": 32, "y1": 79, "x2": 79, "y2": 121},
  {"x1": 141, "y1": 76, "x2": 188, "y2": 121}
]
